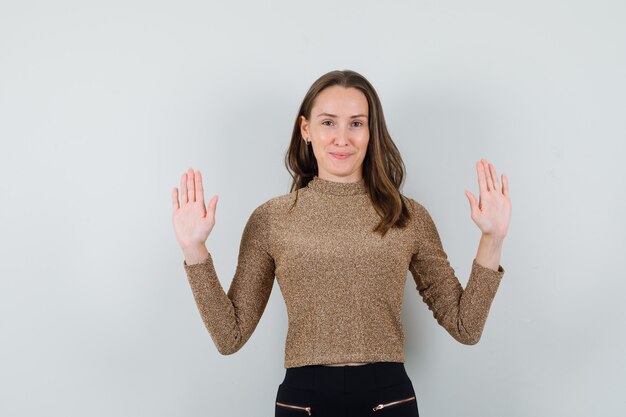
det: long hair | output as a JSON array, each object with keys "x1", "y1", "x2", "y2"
[{"x1": 284, "y1": 69, "x2": 412, "y2": 237}]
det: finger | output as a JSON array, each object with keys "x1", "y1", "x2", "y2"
[
  {"x1": 482, "y1": 159, "x2": 494, "y2": 191},
  {"x1": 502, "y1": 173, "x2": 509, "y2": 198},
  {"x1": 465, "y1": 190, "x2": 477, "y2": 214},
  {"x1": 195, "y1": 170, "x2": 204, "y2": 204},
  {"x1": 207, "y1": 195, "x2": 219, "y2": 221},
  {"x1": 181, "y1": 172, "x2": 188, "y2": 205},
  {"x1": 187, "y1": 167, "x2": 195, "y2": 202},
  {"x1": 172, "y1": 187, "x2": 179, "y2": 212},
  {"x1": 489, "y1": 163, "x2": 500, "y2": 191},
  {"x1": 476, "y1": 160, "x2": 488, "y2": 195}
]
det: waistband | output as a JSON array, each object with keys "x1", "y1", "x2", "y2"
[{"x1": 282, "y1": 362, "x2": 410, "y2": 394}]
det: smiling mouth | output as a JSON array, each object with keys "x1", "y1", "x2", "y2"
[{"x1": 330, "y1": 152, "x2": 351, "y2": 160}]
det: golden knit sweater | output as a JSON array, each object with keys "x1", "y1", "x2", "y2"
[{"x1": 183, "y1": 175, "x2": 505, "y2": 368}]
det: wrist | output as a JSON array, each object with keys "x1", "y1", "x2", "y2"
[
  {"x1": 480, "y1": 233, "x2": 505, "y2": 245},
  {"x1": 182, "y1": 244, "x2": 209, "y2": 265}
]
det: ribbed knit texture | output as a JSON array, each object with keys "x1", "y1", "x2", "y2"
[{"x1": 183, "y1": 175, "x2": 505, "y2": 368}]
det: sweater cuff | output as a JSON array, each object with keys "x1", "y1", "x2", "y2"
[
  {"x1": 183, "y1": 252, "x2": 214, "y2": 270},
  {"x1": 472, "y1": 258, "x2": 505, "y2": 279}
]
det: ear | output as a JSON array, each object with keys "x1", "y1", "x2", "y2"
[{"x1": 299, "y1": 115, "x2": 309, "y2": 139}]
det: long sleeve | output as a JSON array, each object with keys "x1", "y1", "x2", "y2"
[
  {"x1": 182, "y1": 202, "x2": 276, "y2": 355},
  {"x1": 408, "y1": 199, "x2": 505, "y2": 345}
]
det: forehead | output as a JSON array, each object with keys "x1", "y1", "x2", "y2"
[{"x1": 312, "y1": 85, "x2": 368, "y2": 115}]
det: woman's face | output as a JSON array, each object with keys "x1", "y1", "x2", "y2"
[{"x1": 300, "y1": 85, "x2": 370, "y2": 182}]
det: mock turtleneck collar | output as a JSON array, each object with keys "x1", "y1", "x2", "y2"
[{"x1": 306, "y1": 175, "x2": 367, "y2": 196}]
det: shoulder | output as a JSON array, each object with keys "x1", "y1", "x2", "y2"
[
  {"x1": 247, "y1": 189, "x2": 300, "y2": 220},
  {"x1": 243, "y1": 190, "x2": 299, "y2": 250},
  {"x1": 402, "y1": 195, "x2": 435, "y2": 225},
  {"x1": 403, "y1": 195, "x2": 424, "y2": 215}
]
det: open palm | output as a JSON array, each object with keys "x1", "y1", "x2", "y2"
[
  {"x1": 171, "y1": 167, "x2": 219, "y2": 250},
  {"x1": 464, "y1": 159, "x2": 511, "y2": 238}
]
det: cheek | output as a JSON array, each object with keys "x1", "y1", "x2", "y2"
[{"x1": 358, "y1": 135, "x2": 370, "y2": 151}]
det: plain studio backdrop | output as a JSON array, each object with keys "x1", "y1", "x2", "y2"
[{"x1": 1, "y1": 1, "x2": 625, "y2": 416}]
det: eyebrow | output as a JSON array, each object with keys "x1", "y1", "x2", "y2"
[{"x1": 316, "y1": 112, "x2": 368, "y2": 118}]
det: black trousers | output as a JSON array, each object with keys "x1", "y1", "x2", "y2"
[{"x1": 275, "y1": 361, "x2": 419, "y2": 417}]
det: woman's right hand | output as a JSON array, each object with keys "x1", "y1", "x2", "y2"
[{"x1": 172, "y1": 167, "x2": 218, "y2": 252}]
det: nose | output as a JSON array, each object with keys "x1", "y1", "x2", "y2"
[{"x1": 333, "y1": 125, "x2": 350, "y2": 145}]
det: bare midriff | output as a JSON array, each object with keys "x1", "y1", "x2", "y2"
[{"x1": 322, "y1": 362, "x2": 369, "y2": 367}]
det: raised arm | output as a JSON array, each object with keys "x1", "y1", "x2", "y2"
[
  {"x1": 182, "y1": 203, "x2": 275, "y2": 355},
  {"x1": 172, "y1": 168, "x2": 275, "y2": 355},
  {"x1": 408, "y1": 199, "x2": 505, "y2": 345}
]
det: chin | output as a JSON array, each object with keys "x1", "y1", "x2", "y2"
[{"x1": 329, "y1": 169, "x2": 357, "y2": 177}]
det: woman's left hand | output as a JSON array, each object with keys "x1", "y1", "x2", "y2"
[{"x1": 464, "y1": 158, "x2": 511, "y2": 239}]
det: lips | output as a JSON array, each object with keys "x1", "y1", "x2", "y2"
[{"x1": 330, "y1": 152, "x2": 351, "y2": 160}]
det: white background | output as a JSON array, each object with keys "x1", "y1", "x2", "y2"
[{"x1": 1, "y1": 1, "x2": 625, "y2": 416}]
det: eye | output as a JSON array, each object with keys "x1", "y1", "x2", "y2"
[
  {"x1": 352, "y1": 121, "x2": 364, "y2": 127},
  {"x1": 322, "y1": 120, "x2": 333, "y2": 126}
]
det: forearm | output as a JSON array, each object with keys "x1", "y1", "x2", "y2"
[
  {"x1": 475, "y1": 234, "x2": 504, "y2": 271},
  {"x1": 183, "y1": 254, "x2": 244, "y2": 355}
]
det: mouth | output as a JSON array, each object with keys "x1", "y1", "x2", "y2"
[{"x1": 330, "y1": 152, "x2": 352, "y2": 160}]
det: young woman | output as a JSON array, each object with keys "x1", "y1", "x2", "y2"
[{"x1": 172, "y1": 69, "x2": 511, "y2": 416}]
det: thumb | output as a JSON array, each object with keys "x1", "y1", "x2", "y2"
[
  {"x1": 206, "y1": 194, "x2": 219, "y2": 221},
  {"x1": 465, "y1": 190, "x2": 477, "y2": 216}
]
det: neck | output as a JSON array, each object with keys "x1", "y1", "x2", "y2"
[
  {"x1": 317, "y1": 172, "x2": 363, "y2": 183},
  {"x1": 306, "y1": 175, "x2": 367, "y2": 196}
]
